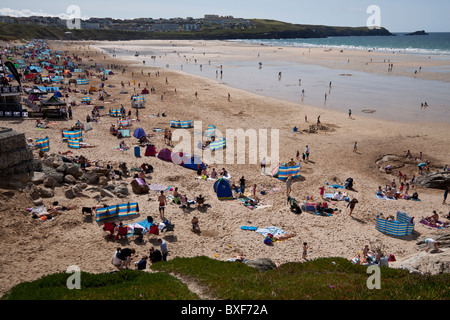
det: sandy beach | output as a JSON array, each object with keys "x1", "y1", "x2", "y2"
[{"x1": 0, "y1": 39, "x2": 449, "y2": 297}]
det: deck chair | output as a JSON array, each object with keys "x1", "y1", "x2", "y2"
[
  {"x1": 103, "y1": 222, "x2": 116, "y2": 239},
  {"x1": 116, "y1": 226, "x2": 128, "y2": 240},
  {"x1": 133, "y1": 227, "x2": 144, "y2": 243},
  {"x1": 147, "y1": 225, "x2": 159, "y2": 238}
]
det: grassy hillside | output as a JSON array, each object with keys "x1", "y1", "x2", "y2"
[
  {"x1": 2, "y1": 257, "x2": 448, "y2": 300},
  {"x1": 0, "y1": 19, "x2": 392, "y2": 42}
]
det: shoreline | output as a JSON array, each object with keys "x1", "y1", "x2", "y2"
[
  {"x1": 90, "y1": 39, "x2": 450, "y2": 124},
  {"x1": 1, "y1": 39, "x2": 449, "y2": 296}
]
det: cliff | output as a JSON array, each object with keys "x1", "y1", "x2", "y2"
[{"x1": 0, "y1": 19, "x2": 392, "y2": 41}]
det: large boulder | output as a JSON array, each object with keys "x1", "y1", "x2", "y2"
[
  {"x1": 131, "y1": 179, "x2": 149, "y2": 194},
  {"x1": 417, "y1": 171, "x2": 450, "y2": 189},
  {"x1": 114, "y1": 184, "x2": 129, "y2": 196},
  {"x1": 43, "y1": 176, "x2": 57, "y2": 188},
  {"x1": 64, "y1": 174, "x2": 77, "y2": 184},
  {"x1": 244, "y1": 258, "x2": 277, "y2": 272},
  {"x1": 38, "y1": 186, "x2": 54, "y2": 198},
  {"x1": 65, "y1": 164, "x2": 83, "y2": 178},
  {"x1": 101, "y1": 188, "x2": 115, "y2": 198},
  {"x1": 30, "y1": 171, "x2": 46, "y2": 184},
  {"x1": 42, "y1": 165, "x2": 64, "y2": 183},
  {"x1": 81, "y1": 171, "x2": 99, "y2": 184}
]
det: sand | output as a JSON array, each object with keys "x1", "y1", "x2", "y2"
[{"x1": 0, "y1": 39, "x2": 449, "y2": 297}]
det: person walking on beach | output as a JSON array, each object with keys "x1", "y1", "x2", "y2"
[
  {"x1": 444, "y1": 187, "x2": 449, "y2": 205},
  {"x1": 286, "y1": 175, "x2": 293, "y2": 198},
  {"x1": 319, "y1": 186, "x2": 325, "y2": 199},
  {"x1": 348, "y1": 109, "x2": 352, "y2": 118},
  {"x1": 302, "y1": 242, "x2": 308, "y2": 260},
  {"x1": 239, "y1": 176, "x2": 246, "y2": 195},
  {"x1": 158, "y1": 191, "x2": 167, "y2": 220},
  {"x1": 158, "y1": 238, "x2": 168, "y2": 261},
  {"x1": 305, "y1": 145, "x2": 310, "y2": 162},
  {"x1": 353, "y1": 142, "x2": 358, "y2": 152},
  {"x1": 348, "y1": 198, "x2": 359, "y2": 216}
]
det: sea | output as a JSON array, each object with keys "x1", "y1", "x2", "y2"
[
  {"x1": 98, "y1": 33, "x2": 450, "y2": 123},
  {"x1": 236, "y1": 32, "x2": 450, "y2": 57}
]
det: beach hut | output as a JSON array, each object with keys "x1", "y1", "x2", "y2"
[
  {"x1": 214, "y1": 178, "x2": 233, "y2": 200},
  {"x1": 157, "y1": 148, "x2": 173, "y2": 162},
  {"x1": 376, "y1": 211, "x2": 415, "y2": 237}
]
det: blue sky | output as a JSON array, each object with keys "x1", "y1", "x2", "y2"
[{"x1": 1, "y1": 0, "x2": 449, "y2": 32}]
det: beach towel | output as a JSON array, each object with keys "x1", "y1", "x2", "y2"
[
  {"x1": 237, "y1": 193, "x2": 272, "y2": 210},
  {"x1": 241, "y1": 226, "x2": 257, "y2": 231},
  {"x1": 149, "y1": 184, "x2": 168, "y2": 192},
  {"x1": 327, "y1": 184, "x2": 344, "y2": 189},
  {"x1": 124, "y1": 218, "x2": 154, "y2": 236},
  {"x1": 375, "y1": 194, "x2": 396, "y2": 201},
  {"x1": 256, "y1": 226, "x2": 285, "y2": 238},
  {"x1": 419, "y1": 218, "x2": 449, "y2": 229}
]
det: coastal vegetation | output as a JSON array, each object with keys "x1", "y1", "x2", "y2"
[
  {"x1": 0, "y1": 19, "x2": 392, "y2": 42},
  {"x1": 2, "y1": 257, "x2": 448, "y2": 300}
]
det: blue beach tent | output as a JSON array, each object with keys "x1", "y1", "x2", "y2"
[{"x1": 214, "y1": 178, "x2": 233, "y2": 200}]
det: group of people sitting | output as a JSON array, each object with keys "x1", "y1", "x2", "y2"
[
  {"x1": 377, "y1": 185, "x2": 419, "y2": 200},
  {"x1": 35, "y1": 118, "x2": 49, "y2": 128}
]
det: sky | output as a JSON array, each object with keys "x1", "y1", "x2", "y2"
[{"x1": 1, "y1": 0, "x2": 449, "y2": 32}]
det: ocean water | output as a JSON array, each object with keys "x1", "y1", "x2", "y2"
[
  {"x1": 236, "y1": 33, "x2": 450, "y2": 57},
  {"x1": 98, "y1": 34, "x2": 450, "y2": 123}
]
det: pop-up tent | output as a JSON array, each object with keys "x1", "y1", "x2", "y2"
[
  {"x1": 182, "y1": 155, "x2": 207, "y2": 171},
  {"x1": 133, "y1": 127, "x2": 146, "y2": 139},
  {"x1": 214, "y1": 178, "x2": 233, "y2": 200},
  {"x1": 145, "y1": 144, "x2": 157, "y2": 157},
  {"x1": 157, "y1": 148, "x2": 173, "y2": 162}
]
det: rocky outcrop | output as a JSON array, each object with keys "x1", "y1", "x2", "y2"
[
  {"x1": 0, "y1": 127, "x2": 41, "y2": 177},
  {"x1": 244, "y1": 258, "x2": 277, "y2": 272},
  {"x1": 416, "y1": 171, "x2": 450, "y2": 189},
  {"x1": 391, "y1": 233, "x2": 450, "y2": 275}
]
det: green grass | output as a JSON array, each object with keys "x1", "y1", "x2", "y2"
[
  {"x1": 1, "y1": 269, "x2": 199, "y2": 300},
  {"x1": 4, "y1": 257, "x2": 446, "y2": 300},
  {"x1": 152, "y1": 256, "x2": 449, "y2": 300}
]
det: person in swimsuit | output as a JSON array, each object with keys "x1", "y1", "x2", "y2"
[{"x1": 158, "y1": 191, "x2": 167, "y2": 220}]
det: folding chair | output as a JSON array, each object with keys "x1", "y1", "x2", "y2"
[
  {"x1": 116, "y1": 226, "x2": 128, "y2": 240},
  {"x1": 103, "y1": 222, "x2": 116, "y2": 239},
  {"x1": 147, "y1": 225, "x2": 159, "y2": 239}
]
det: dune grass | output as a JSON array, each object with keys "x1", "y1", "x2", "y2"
[{"x1": 3, "y1": 257, "x2": 448, "y2": 300}]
